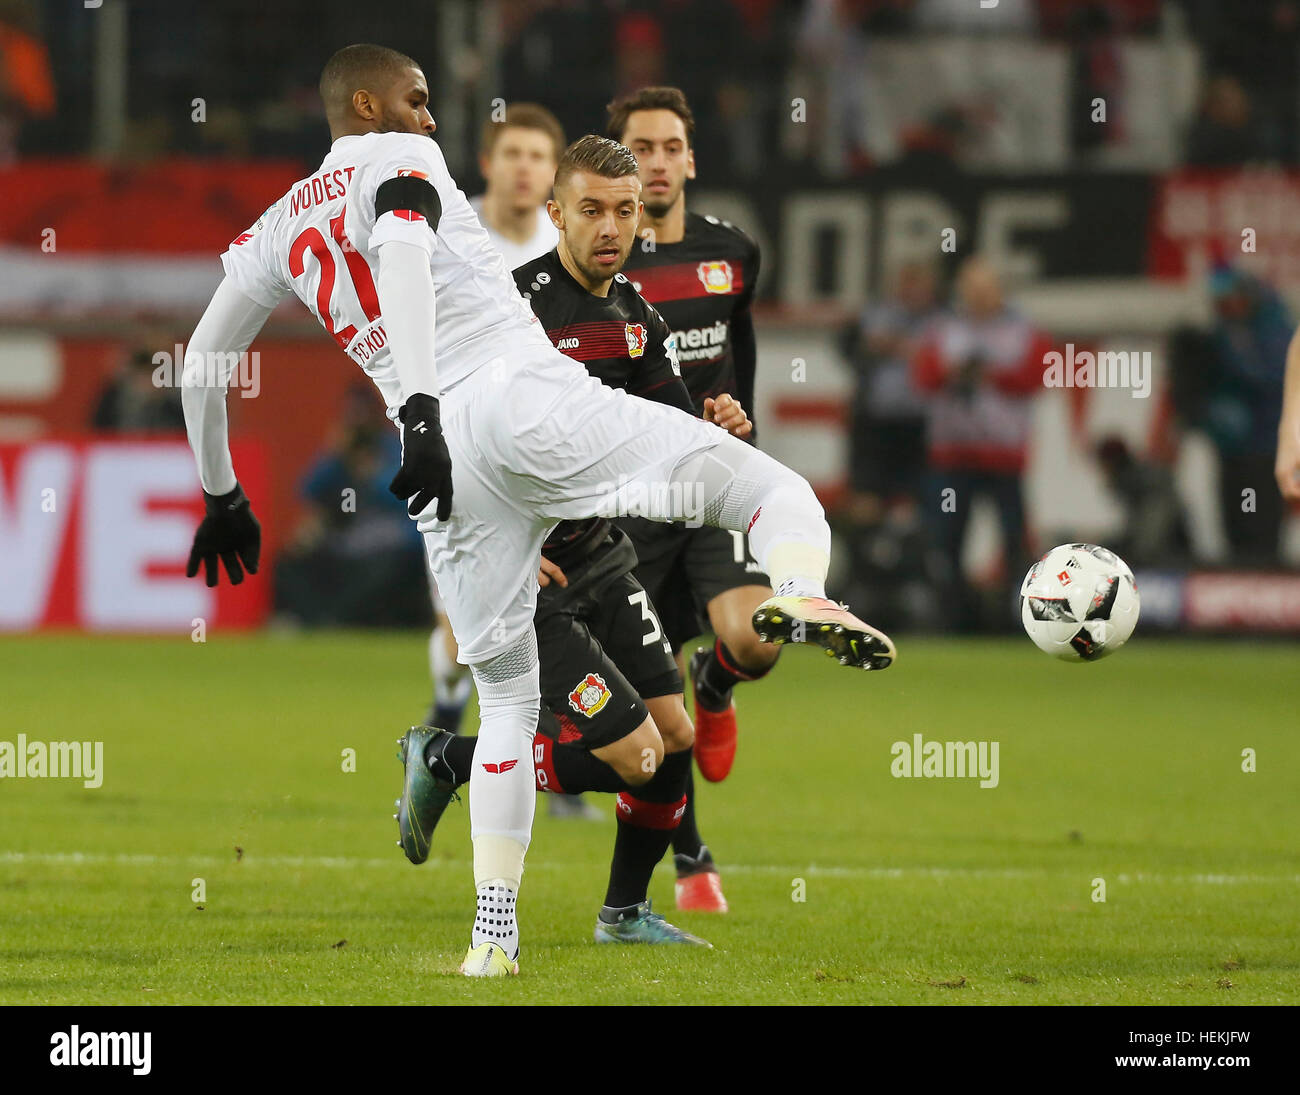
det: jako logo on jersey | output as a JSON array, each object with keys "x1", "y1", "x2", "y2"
[
  {"x1": 556, "y1": 336, "x2": 580, "y2": 351},
  {"x1": 624, "y1": 323, "x2": 647, "y2": 358},
  {"x1": 482, "y1": 759, "x2": 519, "y2": 774},
  {"x1": 697, "y1": 260, "x2": 734, "y2": 294},
  {"x1": 568, "y1": 673, "x2": 612, "y2": 718}
]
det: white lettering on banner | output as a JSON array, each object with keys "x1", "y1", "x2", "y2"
[
  {"x1": 0, "y1": 445, "x2": 75, "y2": 628},
  {"x1": 82, "y1": 448, "x2": 209, "y2": 629}
]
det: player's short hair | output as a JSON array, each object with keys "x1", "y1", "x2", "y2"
[
  {"x1": 553, "y1": 135, "x2": 641, "y2": 194},
  {"x1": 479, "y1": 103, "x2": 566, "y2": 162},
  {"x1": 605, "y1": 86, "x2": 696, "y2": 147},
  {"x1": 319, "y1": 44, "x2": 421, "y2": 120}
]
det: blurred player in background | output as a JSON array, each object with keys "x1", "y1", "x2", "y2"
[
  {"x1": 182, "y1": 46, "x2": 893, "y2": 977},
  {"x1": 469, "y1": 103, "x2": 563, "y2": 268},
  {"x1": 610, "y1": 87, "x2": 775, "y2": 912}
]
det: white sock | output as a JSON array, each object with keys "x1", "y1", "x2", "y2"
[
  {"x1": 761, "y1": 538, "x2": 828, "y2": 602},
  {"x1": 774, "y1": 576, "x2": 826, "y2": 599},
  {"x1": 472, "y1": 880, "x2": 519, "y2": 958},
  {"x1": 467, "y1": 636, "x2": 539, "y2": 957}
]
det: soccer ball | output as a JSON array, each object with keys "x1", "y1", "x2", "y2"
[{"x1": 1019, "y1": 543, "x2": 1139, "y2": 661}]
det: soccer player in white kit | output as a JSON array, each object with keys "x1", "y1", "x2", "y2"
[{"x1": 180, "y1": 44, "x2": 895, "y2": 977}]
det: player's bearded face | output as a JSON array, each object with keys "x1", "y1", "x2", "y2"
[
  {"x1": 373, "y1": 71, "x2": 436, "y2": 137},
  {"x1": 556, "y1": 173, "x2": 642, "y2": 287}
]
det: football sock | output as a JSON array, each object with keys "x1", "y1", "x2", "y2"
[
  {"x1": 466, "y1": 636, "x2": 539, "y2": 967},
  {"x1": 430, "y1": 733, "x2": 476, "y2": 785},
  {"x1": 695, "y1": 637, "x2": 770, "y2": 710},
  {"x1": 472, "y1": 881, "x2": 519, "y2": 958},
  {"x1": 535, "y1": 734, "x2": 628, "y2": 794},
  {"x1": 674, "y1": 842, "x2": 717, "y2": 878},
  {"x1": 603, "y1": 748, "x2": 692, "y2": 910},
  {"x1": 670, "y1": 766, "x2": 706, "y2": 862}
]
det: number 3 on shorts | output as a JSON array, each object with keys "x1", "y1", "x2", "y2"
[{"x1": 627, "y1": 589, "x2": 664, "y2": 648}]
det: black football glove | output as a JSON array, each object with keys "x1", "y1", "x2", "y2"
[
  {"x1": 389, "y1": 392, "x2": 454, "y2": 520},
  {"x1": 186, "y1": 482, "x2": 261, "y2": 587}
]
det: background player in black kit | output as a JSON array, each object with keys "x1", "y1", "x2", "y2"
[
  {"x1": 403, "y1": 135, "x2": 751, "y2": 943},
  {"x1": 610, "y1": 87, "x2": 776, "y2": 913}
]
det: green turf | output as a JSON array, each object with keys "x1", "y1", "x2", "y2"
[{"x1": 0, "y1": 632, "x2": 1296, "y2": 1004}]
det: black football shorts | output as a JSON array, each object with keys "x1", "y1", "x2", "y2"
[{"x1": 535, "y1": 528, "x2": 683, "y2": 750}]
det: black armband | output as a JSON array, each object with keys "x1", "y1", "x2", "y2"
[{"x1": 375, "y1": 175, "x2": 442, "y2": 229}]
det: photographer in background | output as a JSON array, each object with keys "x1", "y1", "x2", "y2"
[{"x1": 912, "y1": 256, "x2": 1051, "y2": 632}]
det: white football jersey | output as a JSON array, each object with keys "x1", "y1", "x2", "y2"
[
  {"x1": 468, "y1": 195, "x2": 559, "y2": 273},
  {"x1": 221, "y1": 131, "x2": 551, "y2": 412}
]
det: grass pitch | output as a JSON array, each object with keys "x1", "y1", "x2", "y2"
[{"x1": 0, "y1": 632, "x2": 1296, "y2": 1005}]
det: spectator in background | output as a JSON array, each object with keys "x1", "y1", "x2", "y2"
[
  {"x1": 1095, "y1": 436, "x2": 1190, "y2": 567},
  {"x1": 841, "y1": 260, "x2": 938, "y2": 515},
  {"x1": 836, "y1": 260, "x2": 940, "y2": 629},
  {"x1": 912, "y1": 257, "x2": 1051, "y2": 631},
  {"x1": 1203, "y1": 267, "x2": 1290, "y2": 563},
  {"x1": 0, "y1": 0, "x2": 54, "y2": 164},
  {"x1": 1058, "y1": 1, "x2": 1127, "y2": 161},
  {"x1": 1177, "y1": 0, "x2": 1300, "y2": 163},
  {"x1": 1185, "y1": 75, "x2": 1278, "y2": 167},
  {"x1": 91, "y1": 343, "x2": 186, "y2": 433},
  {"x1": 791, "y1": 0, "x2": 872, "y2": 175},
  {"x1": 275, "y1": 386, "x2": 427, "y2": 628}
]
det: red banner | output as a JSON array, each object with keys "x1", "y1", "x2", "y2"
[
  {"x1": 1148, "y1": 169, "x2": 1300, "y2": 290},
  {"x1": 0, "y1": 438, "x2": 269, "y2": 631},
  {"x1": 0, "y1": 159, "x2": 305, "y2": 254}
]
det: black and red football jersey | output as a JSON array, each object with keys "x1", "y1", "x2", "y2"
[
  {"x1": 622, "y1": 211, "x2": 760, "y2": 429},
  {"x1": 512, "y1": 247, "x2": 694, "y2": 562}
]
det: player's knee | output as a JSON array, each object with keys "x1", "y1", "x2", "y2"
[
  {"x1": 603, "y1": 718, "x2": 664, "y2": 785},
  {"x1": 649, "y1": 697, "x2": 694, "y2": 752}
]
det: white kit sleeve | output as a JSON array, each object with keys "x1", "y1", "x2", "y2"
[
  {"x1": 181, "y1": 277, "x2": 276, "y2": 495},
  {"x1": 376, "y1": 238, "x2": 440, "y2": 399}
]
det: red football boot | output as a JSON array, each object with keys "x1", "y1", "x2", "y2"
[
  {"x1": 674, "y1": 846, "x2": 729, "y2": 913},
  {"x1": 689, "y1": 648, "x2": 738, "y2": 783}
]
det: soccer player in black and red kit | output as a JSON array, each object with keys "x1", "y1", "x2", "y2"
[
  {"x1": 610, "y1": 87, "x2": 772, "y2": 913},
  {"x1": 407, "y1": 135, "x2": 753, "y2": 943}
]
